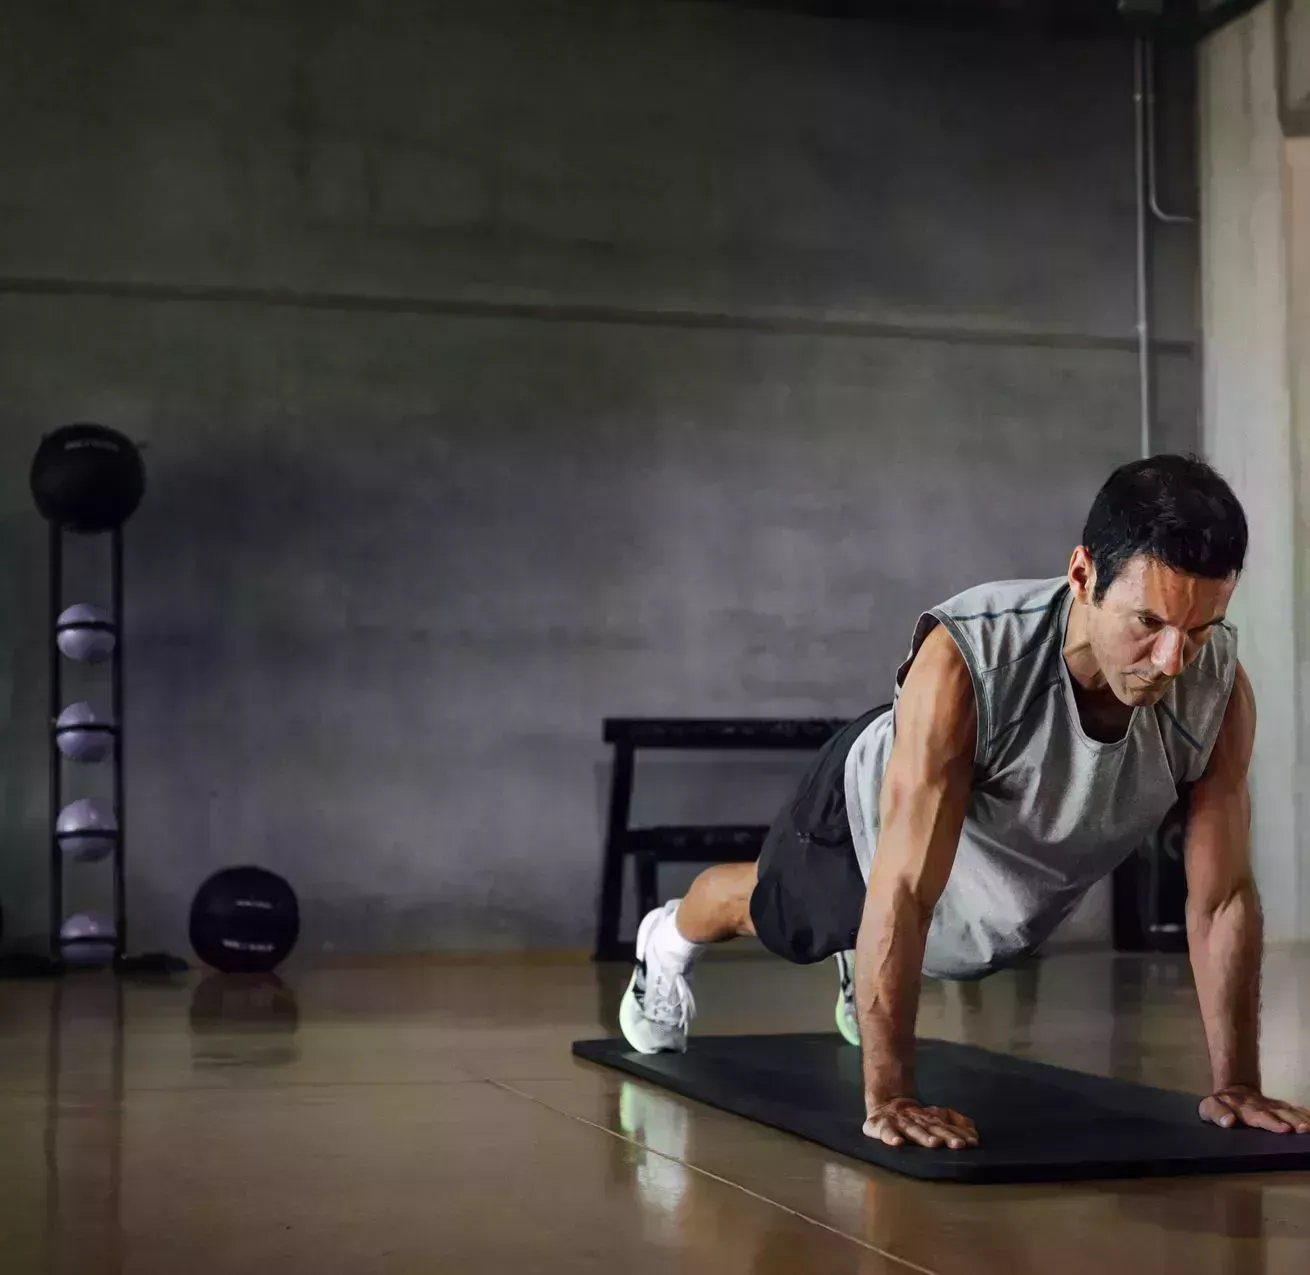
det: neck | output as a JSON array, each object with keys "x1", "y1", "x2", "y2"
[
  {"x1": 1063, "y1": 596, "x2": 1113, "y2": 697},
  {"x1": 1063, "y1": 596, "x2": 1135, "y2": 740}
]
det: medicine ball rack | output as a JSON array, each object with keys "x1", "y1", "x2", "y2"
[
  {"x1": 51, "y1": 524, "x2": 121, "y2": 966},
  {"x1": 0, "y1": 424, "x2": 185, "y2": 977},
  {"x1": 42, "y1": 523, "x2": 185, "y2": 975}
]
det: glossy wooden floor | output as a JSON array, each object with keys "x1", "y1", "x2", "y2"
[{"x1": 3, "y1": 947, "x2": 1309, "y2": 1274}]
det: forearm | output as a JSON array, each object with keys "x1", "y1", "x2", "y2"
[
  {"x1": 1186, "y1": 881, "x2": 1263, "y2": 1091},
  {"x1": 854, "y1": 883, "x2": 931, "y2": 1106}
]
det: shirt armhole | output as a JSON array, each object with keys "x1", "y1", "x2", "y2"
[{"x1": 893, "y1": 610, "x2": 991, "y2": 771}]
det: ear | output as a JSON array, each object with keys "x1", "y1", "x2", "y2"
[{"x1": 1068, "y1": 546, "x2": 1096, "y2": 605}]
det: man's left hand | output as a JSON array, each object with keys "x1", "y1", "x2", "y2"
[{"x1": 1199, "y1": 1085, "x2": 1310, "y2": 1134}]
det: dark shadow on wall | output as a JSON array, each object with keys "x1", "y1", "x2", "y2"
[{"x1": 0, "y1": 505, "x2": 56, "y2": 951}]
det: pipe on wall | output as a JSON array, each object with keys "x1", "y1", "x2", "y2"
[{"x1": 1133, "y1": 37, "x2": 1153, "y2": 458}]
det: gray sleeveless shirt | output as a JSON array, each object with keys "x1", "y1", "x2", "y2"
[{"x1": 843, "y1": 576, "x2": 1238, "y2": 980}]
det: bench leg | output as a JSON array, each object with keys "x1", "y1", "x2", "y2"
[
  {"x1": 635, "y1": 852, "x2": 659, "y2": 927},
  {"x1": 594, "y1": 744, "x2": 635, "y2": 961}
]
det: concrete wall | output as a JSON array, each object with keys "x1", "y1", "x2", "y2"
[
  {"x1": 1292, "y1": 134, "x2": 1310, "y2": 942},
  {"x1": 1285, "y1": 0, "x2": 1310, "y2": 121},
  {"x1": 1199, "y1": 0, "x2": 1310, "y2": 943},
  {"x1": 0, "y1": 0, "x2": 1200, "y2": 956}
]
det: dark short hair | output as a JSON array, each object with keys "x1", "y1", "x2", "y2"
[{"x1": 1081, "y1": 454, "x2": 1248, "y2": 605}]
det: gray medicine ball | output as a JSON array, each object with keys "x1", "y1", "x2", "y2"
[
  {"x1": 60, "y1": 912, "x2": 117, "y2": 967},
  {"x1": 56, "y1": 702, "x2": 116, "y2": 763},
  {"x1": 56, "y1": 604, "x2": 117, "y2": 664},
  {"x1": 56, "y1": 798, "x2": 118, "y2": 862}
]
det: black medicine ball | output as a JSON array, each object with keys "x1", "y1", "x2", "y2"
[
  {"x1": 30, "y1": 423, "x2": 146, "y2": 533},
  {"x1": 189, "y1": 866, "x2": 301, "y2": 974}
]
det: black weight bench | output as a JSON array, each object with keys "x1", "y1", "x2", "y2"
[{"x1": 593, "y1": 717, "x2": 851, "y2": 961}]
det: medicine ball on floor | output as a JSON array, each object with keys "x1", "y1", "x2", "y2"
[
  {"x1": 189, "y1": 867, "x2": 300, "y2": 973},
  {"x1": 30, "y1": 423, "x2": 146, "y2": 533}
]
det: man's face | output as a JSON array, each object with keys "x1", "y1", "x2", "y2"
[{"x1": 1072, "y1": 551, "x2": 1237, "y2": 707}]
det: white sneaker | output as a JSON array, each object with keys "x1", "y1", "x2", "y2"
[
  {"x1": 619, "y1": 903, "x2": 697, "y2": 1054},
  {"x1": 834, "y1": 950, "x2": 860, "y2": 1047}
]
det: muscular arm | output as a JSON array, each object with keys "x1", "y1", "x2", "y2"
[
  {"x1": 1185, "y1": 663, "x2": 1309, "y2": 1133},
  {"x1": 1184, "y1": 662, "x2": 1261, "y2": 1094},
  {"x1": 855, "y1": 623, "x2": 977, "y2": 1147}
]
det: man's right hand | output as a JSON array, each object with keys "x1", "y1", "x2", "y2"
[
  {"x1": 855, "y1": 624, "x2": 980, "y2": 1155},
  {"x1": 863, "y1": 1097, "x2": 979, "y2": 1150}
]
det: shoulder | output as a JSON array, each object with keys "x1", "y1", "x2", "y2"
[
  {"x1": 1200, "y1": 661, "x2": 1255, "y2": 785},
  {"x1": 1156, "y1": 621, "x2": 1242, "y2": 783},
  {"x1": 1163, "y1": 619, "x2": 1239, "y2": 725},
  {"x1": 1192, "y1": 618, "x2": 1239, "y2": 684},
  {"x1": 890, "y1": 624, "x2": 979, "y2": 783},
  {"x1": 931, "y1": 576, "x2": 1067, "y2": 673},
  {"x1": 934, "y1": 576, "x2": 1065, "y2": 627}
]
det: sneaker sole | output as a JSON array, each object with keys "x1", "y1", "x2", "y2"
[
  {"x1": 619, "y1": 974, "x2": 660, "y2": 1054},
  {"x1": 619, "y1": 971, "x2": 687, "y2": 1055},
  {"x1": 834, "y1": 990, "x2": 861, "y2": 1048},
  {"x1": 620, "y1": 902, "x2": 688, "y2": 1055},
  {"x1": 833, "y1": 951, "x2": 861, "y2": 1047}
]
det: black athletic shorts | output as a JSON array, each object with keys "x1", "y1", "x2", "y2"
[{"x1": 749, "y1": 703, "x2": 891, "y2": 965}]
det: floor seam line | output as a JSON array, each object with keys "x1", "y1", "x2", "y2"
[{"x1": 486, "y1": 1077, "x2": 940, "y2": 1275}]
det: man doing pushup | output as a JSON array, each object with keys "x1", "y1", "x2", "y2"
[{"x1": 619, "y1": 455, "x2": 1310, "y2": 1150}]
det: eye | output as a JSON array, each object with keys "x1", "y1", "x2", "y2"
[{"x1": 1138, "y1": 614, "x2": 1162, "y2": 630}]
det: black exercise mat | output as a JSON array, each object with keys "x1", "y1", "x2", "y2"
[{"x1": 572, "y1": 1034, "x2": 1310, "y2": 1183}]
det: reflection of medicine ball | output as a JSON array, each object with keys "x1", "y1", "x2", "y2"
[
  {"x1": 30, "y1": 423, "x2": 146, "y2": 533},
  {"x1": 56, "y1": 603, "x2": 117, "y2": 663},
  {"x1": 189, "y1": 867, "x2": 300, "y2": 974},
  {"x1": 56, "y1": 702, "x2": 116, "y2": 763},
  {"x1": 190, "y1": 973, "x2": 301, "y2": 1032},
  {"x1": 61, "y1": 912, "x2": 117, "y2": 967},
  {"x1": 189, "y1": 974, "x2": 302, "y2": 1070},
  {"x1": 56, "y1": 797, "x2": 118, "y2": 862}
]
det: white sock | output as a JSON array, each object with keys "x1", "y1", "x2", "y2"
[{"x1": 648, "y1": 901, "x2": 704, "y2": 974}]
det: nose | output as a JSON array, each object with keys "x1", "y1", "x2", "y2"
[{"x1": 1151, "y1": 629, "x2": 1188, "y2": 679}]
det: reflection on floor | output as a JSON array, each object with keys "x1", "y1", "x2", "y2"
[{"x1": 0, "y1": 946, "x2": 1307, "y2": 1274}]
